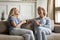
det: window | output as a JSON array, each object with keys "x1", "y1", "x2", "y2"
[{"x1": 55, "y1": 0, "x2": 60, "y2": 23}]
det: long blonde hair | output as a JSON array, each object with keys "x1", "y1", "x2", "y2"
[{"x1": 8, "y1": 8, "x2": 16, "y2": 18}]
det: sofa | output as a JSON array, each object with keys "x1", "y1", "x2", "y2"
[{"x1": 0, "y1": 20, "x2": 60, "y2": 40}]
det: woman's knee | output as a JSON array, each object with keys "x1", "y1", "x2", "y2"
[
  {"x1": 37, "y1": 27, "x2": 43, "y2": 30},
  {"x1": 23, "y1": 34, "x2": 30, "y2": 40},
  {"x1": 42, "y1": 31, "x2": 46, "y2": 34},
  {"x1": 28, "y1": 30, "x2": 34, "y2": 34},
  {"x1": 23, "y1": 34, "x2": 30, "y2": 38},
  {"x1": 37, "y1": 28, "x2": 46, "y2": 34}
]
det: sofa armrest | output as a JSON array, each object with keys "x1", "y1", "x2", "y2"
[
  {"x1": 0, "y1": 21, "x2": 9, "y2": 34},
  {"x1": 54, "y1": 25, "x2": 60, "y2": 33}
]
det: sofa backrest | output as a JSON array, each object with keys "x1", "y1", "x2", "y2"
[
  {"x1": 0, "y1": 21, "x2": 9, "y2": 34},
  {"x1": 0, "y1": 20, "x2": 54, "y2": 34}
]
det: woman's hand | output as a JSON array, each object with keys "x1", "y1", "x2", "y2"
[
  {"x1": 15, "y1": 20, "x2": 26, "y2": 28},
  {"x1": 34, "y1": 19, "x2": 40, "y2": 26}
]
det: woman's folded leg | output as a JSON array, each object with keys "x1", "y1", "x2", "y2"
[{"x1": 10, "y1": 28, "x2": 35, "y2": 40}]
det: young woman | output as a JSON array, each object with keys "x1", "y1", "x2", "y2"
[
  {"x1": 33, "y1": 7, "x2": 52, "y2": 40},
  {"x1": 8, "y1": 8, "x2": 35, "y2": 40}
]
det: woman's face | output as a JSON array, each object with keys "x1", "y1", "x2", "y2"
[
  {"x1": 38, "y1": 9, "x2": 44, "y2": 18},
  {"x1": 14, "y1": 9, "x2": 20, "y2": 15}
]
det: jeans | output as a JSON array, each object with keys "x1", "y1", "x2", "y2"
[
  {"x1": 10, "y1": 28, "x2": 35, "y2": 40},
  {"x1": 34, "y1": 25, "x2": 52, "y2": 40}
]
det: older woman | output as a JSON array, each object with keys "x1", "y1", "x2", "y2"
[{"x1": 33, "y1": 7, "x2": 52, "y2": 40}]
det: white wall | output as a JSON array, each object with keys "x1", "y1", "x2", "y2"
[
  {"x1": 0, "y1": 2, "x2": 35, "y2": 20},
  {"x1": 0, "y1": 0, "x2": 54, "y2": 20}
]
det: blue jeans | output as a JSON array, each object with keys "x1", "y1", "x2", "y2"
[
  {"x1": 10, "y1": 28, "x2": 35, "y2": 40},
  {"x1": 34, "y1": 25, "x2": 52, "y2": 40}
]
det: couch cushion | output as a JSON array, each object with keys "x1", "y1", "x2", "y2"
[
  {"x1": 47, "y1": 33, "x2": 54, "y2": 40},
  {"x1": 54, "y1": 25, "x2": 60, "y2": 33},
  {"x1": 0, "y1": 21, "x2": 8, "y2": 34},
  {"x1": 52, "y1": 33, "x2": 60, "y2": 40},
  {"x1": 47, "y1": 33, "x2": 60, "y2": 40},
  {"x1": 21, "y1": 23, "x2": 32, "y2": 30},
  {"x1": 0, "y1": 34, "x2": 24, "y2": 40}
]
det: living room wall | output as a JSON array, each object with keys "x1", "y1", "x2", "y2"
[
  {"x1": 0, "y1": 0, "x2": 54, "y2": 20},
  {"x1": 0, "y1": 1, "x2": 36, "y2": 20}
]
